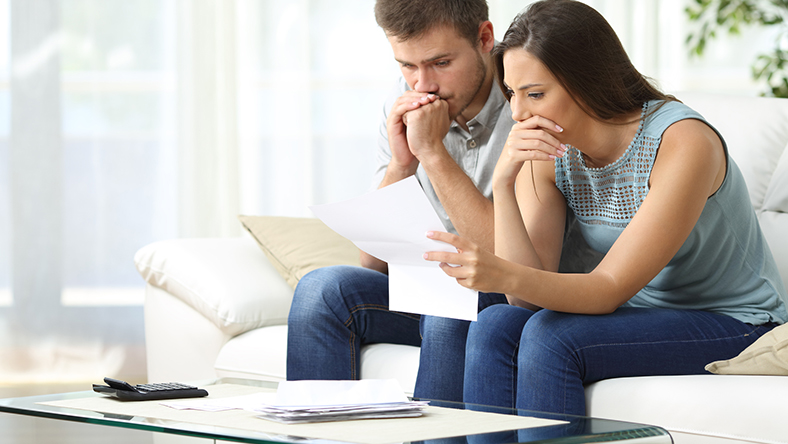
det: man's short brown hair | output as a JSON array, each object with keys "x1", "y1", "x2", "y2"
[{"x1": 375, "y1": 0, "x2": 489, "y2": 45}]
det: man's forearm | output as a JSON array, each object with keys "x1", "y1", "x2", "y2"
[
  {"x1": 360, "y1": 250, "x2": 388, "y2": 274},
  {"x1": 420, "y1": 151, "x2": 495, "y2": 252},
  {"x1": 378, "y1": 161, "x2": 418, "y2": 189}
]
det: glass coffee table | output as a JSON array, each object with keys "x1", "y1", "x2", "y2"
[{"x1": 0, "y1": 378, "x2": 671, "y2": 444}]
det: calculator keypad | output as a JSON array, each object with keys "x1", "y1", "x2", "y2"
[{"x1": 136, "y1": 382, "x2": 196, "y2": 392}]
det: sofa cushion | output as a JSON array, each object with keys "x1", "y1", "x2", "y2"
[
  {"x1": 213, "y1": 325, "x2": 421, "y2": 395},
  {"x1": 706, "y1": 322, "x2": 788, "y2": 375},
  {"x1": 238, "y1": 215, "x2": 361, "y2": 288},
  {"x1": 215, "y1": 325, "x2": 289, "y2": 382},
  {"x1": 759, "y1": 152, "x2": 788, "y2": 283},
  {"x1": 586, "y1": 375, "x2": 788, "y2": 444},
  {"x1": 135, "y1": 237, "x2": 293, "y2": 336},
  {"x1": 359, "y1": 342, "x2": 420, "y2": 396},
  {"x1": 678, "y1": 93, "x2": 788, "y2": 213}
]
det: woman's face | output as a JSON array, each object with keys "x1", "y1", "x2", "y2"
[{"x1": 501, "y1": 49, "x2": 585, "y2": 138}]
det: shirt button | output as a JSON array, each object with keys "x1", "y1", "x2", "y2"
[{"x1": 468, "y1": 139, "x2": 477, "y2": 148}]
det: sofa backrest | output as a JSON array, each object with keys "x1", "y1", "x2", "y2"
[{"x1": 678, "y1": 93, "x2": 788, "y2": 289}]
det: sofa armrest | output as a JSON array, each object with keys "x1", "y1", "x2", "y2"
[
  {"x1": 135, "y1": 235, "x2": 294, "y2": 337},
  {"x1": 144, "y1": 285, "x2": 230, "y2": 382}
]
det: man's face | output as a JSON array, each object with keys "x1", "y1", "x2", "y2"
[{"x1": 388, "y1": 24, "x2": 488, "y2": 120}]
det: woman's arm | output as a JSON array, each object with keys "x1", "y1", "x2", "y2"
[
  {"x1": 490, "y1": 116, "x2": 570, "y2": 308},
  {"x1": 426, "y1": 119, "x2": 726, "y2": 314},
  {"x1": 427, "y1": 114, "x2": 571, "y2": 309},
  {"x1": 493, "y1": 160, "x2": 567, "y2": 308}
]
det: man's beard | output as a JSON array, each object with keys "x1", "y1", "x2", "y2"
[{"x1": 449, "y1": 52, "x2": 488, "y2": 120}]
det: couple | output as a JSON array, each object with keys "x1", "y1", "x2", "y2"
[{"x1": 288, "y1": 0, "x2": 788, "y2": 416}]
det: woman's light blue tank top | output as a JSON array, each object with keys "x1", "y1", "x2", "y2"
[{"x1": 555, "y1": 100, "x2": 788, "y2": 325}]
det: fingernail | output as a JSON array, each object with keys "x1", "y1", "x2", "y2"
[
  {"x1": 423, "y1": 253, "x2": 429, "y2": 259},
  {"x1": 426, "y1": 231, "x2": 434, "y2": 237},
  {"x1": 549, "y1": 155, "x2": 557, "y2": 160},
  {"x1": 427, "y1": 94, "x2": 435, "y2": 99},
  {"x1": 555, "y1": 124, "x2": 564, "y2": 132},
  {"x1": 412, "y1": 101, "x2": 419, "y2": 106}
]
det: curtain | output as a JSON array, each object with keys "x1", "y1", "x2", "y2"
[
  {"x1": 0, "y1": 0, "x2": 775, "y2": 382},
  {"x1": 1, "y1": 0, "x2": 175, "y2": 382}
]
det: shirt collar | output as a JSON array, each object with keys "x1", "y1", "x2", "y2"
[{"x1": 451, "y1": 81, "x2": 508, "y2": 131}]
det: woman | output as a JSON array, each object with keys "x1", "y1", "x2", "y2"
[{"x1": 422, "y1": 0, "x2": 788, "y2": 415}]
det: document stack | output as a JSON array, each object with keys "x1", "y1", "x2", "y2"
[{"x1": 254, "y1": 379, "x2": 429, "y2": 424}]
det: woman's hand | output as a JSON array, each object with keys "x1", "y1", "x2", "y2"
[
  {"x1": 493, "y1": 116, "x2": 566, "y2": 188},
  {"x1": 423, "y1": 231, "x2": 513, "y2": 294}
]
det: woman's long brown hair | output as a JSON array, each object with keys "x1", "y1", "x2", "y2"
[{"x1": 493, "y1": 0, "x2": 673, "y2": 122}]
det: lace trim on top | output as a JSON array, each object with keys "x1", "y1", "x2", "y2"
[{"x1": 556, "y1": 102, "x2": 656, "y2": 228}]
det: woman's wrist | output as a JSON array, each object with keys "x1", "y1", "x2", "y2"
[
  {"x1": 492, "y1": 177, "x2": 517, "y2": 195},
  {"x1": 497, "y1": 260, "x2": 529, "y2": 301},
  {"x1": 492, "y1": 161, "x2": 523, "y2": 192}
]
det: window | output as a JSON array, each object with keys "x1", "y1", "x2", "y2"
[{"x1": 0, "y1": 0, "x2": 176, "y2": 382}]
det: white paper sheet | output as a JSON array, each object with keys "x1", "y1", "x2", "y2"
[{"x1": 310, "y1": 176, "x2": 478, "y2": 321}]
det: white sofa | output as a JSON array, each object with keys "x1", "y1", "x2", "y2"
[{"x1": 135, "y1": 93, "x2": 788, "y2": 444}]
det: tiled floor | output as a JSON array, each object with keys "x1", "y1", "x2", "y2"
[{"x1": 0, "y1": 383, "x2": 157, "y2": 443}]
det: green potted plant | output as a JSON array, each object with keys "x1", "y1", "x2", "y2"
[{"x1": 686, "y1": 0, "x2": 788, "y2": 98}]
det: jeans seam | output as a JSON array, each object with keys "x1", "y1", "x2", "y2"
[
  {"x1": 349, "y1": 332, "x2": 356, "y2": 380},
  {"x1": 559, "y1": 324, "x2": 765, "y2": 412},
  {"x1": 340, "y1": 303, "x2": 421, "y2": 380},
  {"x1": 511, "y1": 343, "x2": 519, "y2": 409},
  {"x1": 572, "y1": 323, "x2": 764, "y2": 353}
]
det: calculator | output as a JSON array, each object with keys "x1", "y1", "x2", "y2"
[{"x1": 93, "y1": 377, "x2": 209, "y2": 401}]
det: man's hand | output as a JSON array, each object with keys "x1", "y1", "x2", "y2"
[
  {"x1": 403, "y1": 98, "x2": 451, "y2": 164},
  {"x1": 385, "y1": 92, "x2": 444, "y2": 178}
]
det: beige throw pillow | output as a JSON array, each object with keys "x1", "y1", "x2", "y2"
[
  {"x1": 705, "y1": 322, "x2": 788, "y2": 375},
  {"x1": 238, "y1": 215, "x2": 361, "y2": 289}
]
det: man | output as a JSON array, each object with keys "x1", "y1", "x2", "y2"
[
  {"x1": 287, "y1": 0, "x2": 597, "y2": 402},
  {"x1": 287, "y1": 0, "x2": 507, "y2": 403}
]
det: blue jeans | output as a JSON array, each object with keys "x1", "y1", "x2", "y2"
[
  {"x1": 464, "y1": 304, "x2": 776, "y2": 415},
  {"x1": 286, "y1": 265, "x2": 507, "y2": 401}
]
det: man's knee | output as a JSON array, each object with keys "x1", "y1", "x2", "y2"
[
  {"x1": 289, "y1": 265, "x2": 388, "y2": 324},
  {"x1": 289, "y1": 266, "x2": 356, "y2": 321}
]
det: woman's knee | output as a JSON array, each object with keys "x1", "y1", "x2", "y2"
[
  {"x1": 469, "y1": 305, "x2": 515, "y2": 340},
  {"x1": 519, "y1": 310, "x2": 596, "y2": 374},
  {"x1": 467, "y1": 305, "x2": 535, "y2": 355},
  {"x1": 521, "y1": 310, "x2": 573, "y2": 346}
]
